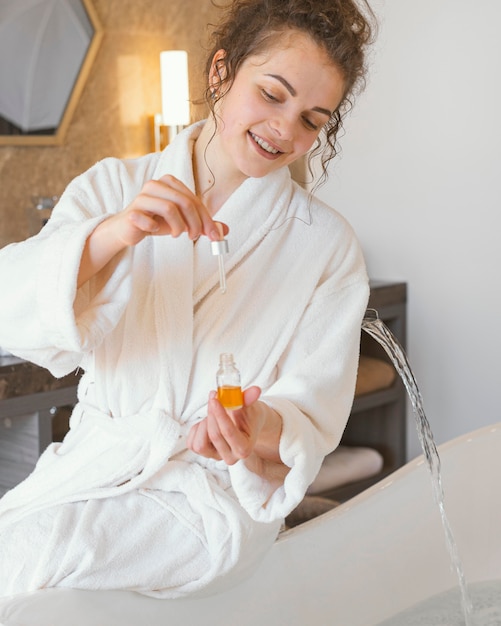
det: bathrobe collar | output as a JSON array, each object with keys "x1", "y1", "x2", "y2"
[{"x1": 151, "y1": 120, "x2": 304, "y2": 305}]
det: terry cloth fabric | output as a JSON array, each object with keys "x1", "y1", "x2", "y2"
[{"x1": 0, "y1": 121, "x2": 369, "y2": 598}]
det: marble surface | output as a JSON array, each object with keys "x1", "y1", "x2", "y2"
[
  {"x1": 0, "y1": 0, "x2": 222, "y2": 247},
  {"x1": 0, "y1": 356, "x2": 79, "y2": 401}
]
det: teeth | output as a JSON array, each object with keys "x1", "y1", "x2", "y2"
[{"x1": 250, "y1": 132, "x2": 279, "y2": 154}]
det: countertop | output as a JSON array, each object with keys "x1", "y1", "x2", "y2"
[{"x1": 0, "y1": 355, "x2": 79, "y2": 402}]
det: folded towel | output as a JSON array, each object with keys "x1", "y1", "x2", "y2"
[
  {"x1": 355, "y1": 355, "x2": 396, "y2": 396},
  {"x1": 307, "y1": 445, "x2": 384, "y2": 494}
]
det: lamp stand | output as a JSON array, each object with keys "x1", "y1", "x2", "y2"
[{"x1": 150, "y1": 114, "x2": 184, "y2": 152}]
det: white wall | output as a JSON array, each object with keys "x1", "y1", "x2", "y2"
[{"x1": 315, "y1": 0, "x2": 501, "y2": 459}]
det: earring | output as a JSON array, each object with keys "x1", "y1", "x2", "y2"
[{"x1": 210, "y1": 86, "x2": 220, "y2": 102}]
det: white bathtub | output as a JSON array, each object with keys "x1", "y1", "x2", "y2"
[{"x1": 0, "y1": 422, "x2": 500, "y2": 626}]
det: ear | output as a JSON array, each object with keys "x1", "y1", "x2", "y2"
[{"x1": 209, "y1": 49, "x2": 228, "y2": 94}]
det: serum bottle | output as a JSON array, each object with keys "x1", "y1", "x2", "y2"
[{"x1": 216, "y1": 353, "x2": 244, "y2": 410}]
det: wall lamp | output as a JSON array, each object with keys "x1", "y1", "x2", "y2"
[{"x1": 151, "y1": 50, "x2": 190, "y2": 152}]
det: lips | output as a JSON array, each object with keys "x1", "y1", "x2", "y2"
[{"x1": 249, "y1": 131, "x2": 282, "y2": 156}]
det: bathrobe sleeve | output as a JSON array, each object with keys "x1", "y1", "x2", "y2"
[
  {"x1": 0, "y1": 156, "x2": 156, "y2": 376},
  {"x1": 228, "y1": 220, "x2": 369, "y2": 523}
]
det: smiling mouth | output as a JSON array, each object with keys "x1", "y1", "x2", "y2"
[{"x1": 249, "y1": 132, "x2": 281, "y2": 155}]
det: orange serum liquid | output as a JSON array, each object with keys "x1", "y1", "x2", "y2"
[{"x1": 217, "y1": 385, "x2": 244, "y2": 410}]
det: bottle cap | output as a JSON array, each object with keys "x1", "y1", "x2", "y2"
[
  {"x1": 211, "y1": 222, "x2": 229, "y2": 256},
  {"x1": 211, "y1": 239, "x2": 229, "y2": 255}
]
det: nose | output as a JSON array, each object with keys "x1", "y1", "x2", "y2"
[{"x1": 269, "y1": 112, "x2": 295, "y2": 141}]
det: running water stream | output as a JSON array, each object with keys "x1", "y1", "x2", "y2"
[{"x1": 361, "y1": 310, "x2": 474, "y2": 626}]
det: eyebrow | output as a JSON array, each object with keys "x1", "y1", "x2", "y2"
[{"x1": 265, "y1": 73, "x2": 333, "y2": 117}]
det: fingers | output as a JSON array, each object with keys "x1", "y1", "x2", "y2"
[
  {"x1": 243, "y1": 385, "x2": 261, "y2": 406},
  {"x1": 134, "y1": 178, "x2": 202, "y2": 240},
  {"x1": 207, "y1": 397, "x2": 253, "y2": 463},
  {"x1": 124, "y1": 174, "x2": 228, "y2": 244},
  {"x1": 155, "y1": 175, "x2": 222, "y2": 241},
  {"x1": 187, "y1": 419, "x2": 222, "y2": 462},
  {"x1": 187, "y1": 389, "x2": 263, "y2": 465},
  {"x1": 187, "y1": 405, "x2": 240, "y2": 465}
]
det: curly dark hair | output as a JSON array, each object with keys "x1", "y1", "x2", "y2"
[{"x1": 204, "y1": 0, "x2": 376, "y2": 184}]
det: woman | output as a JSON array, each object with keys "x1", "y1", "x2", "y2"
[{"x1": 0, "y1": 0, "x2": 374, "y2": 598}]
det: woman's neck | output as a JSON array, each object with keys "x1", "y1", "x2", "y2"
[{"x1": 193, "y1": 119, "x2": 247, "y2": 216}]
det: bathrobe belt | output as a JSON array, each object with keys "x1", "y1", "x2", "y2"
[{"x1": 0, "y1": 402, "x2": 188, "y2": 529}]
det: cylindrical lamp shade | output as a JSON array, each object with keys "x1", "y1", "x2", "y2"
[{"x1": 160, "y1": 50, "x2": 190, "y2": 126}]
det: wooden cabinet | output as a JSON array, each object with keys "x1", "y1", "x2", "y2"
[
  {"x1": 0, "y1": 367, "x2": 78, "y2": 497},
  {"x1": 324, "y1": 280, "x2": 408, "y2": 501}
]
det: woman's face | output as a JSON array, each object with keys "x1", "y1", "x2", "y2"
[{"x1": 210, "y1": 31, "x2": 345, "y2": 180}]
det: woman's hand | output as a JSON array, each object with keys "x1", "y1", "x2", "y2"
[
  {"x1": 187, "y1": 386, "x2": 285, "y2": 469},
  {"x1": 78, "y1": 174, "x2": 227, "y2": 287},
  {"x1": 113, "y1": 174, "x2": 225, "y2": 247}
]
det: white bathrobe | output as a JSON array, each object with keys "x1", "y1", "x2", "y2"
[{"x1": 0, "y1": 122, "x2": 369, "y2": 597}]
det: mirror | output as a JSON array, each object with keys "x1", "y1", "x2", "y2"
[{"x1": 0, "y1": 0, "x2": 103, "y2": 146}]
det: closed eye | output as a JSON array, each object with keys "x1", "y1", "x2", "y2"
[
  {"x1": 262, "y1": 87, "x2": 321, "y2": 131},
  {"x1": 302, "y1": 116, "x2": 319, "y2": 131},
  {"x1": 261, "y1": 89, "x2": 280, "y2": 103}
]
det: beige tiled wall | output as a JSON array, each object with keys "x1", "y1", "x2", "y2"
[{"x1": 0, "y1": 0, "x2": 221, "y2": 248}]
